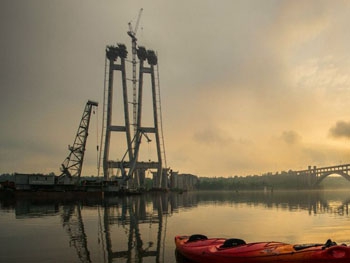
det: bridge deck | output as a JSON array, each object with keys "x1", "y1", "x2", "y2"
[{"x1": 296, "y1": 164, "x2": 350, "y2": 176}]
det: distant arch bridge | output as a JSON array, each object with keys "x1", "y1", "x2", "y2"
[{"x1": 295, "y1": 164, "x2": 350, "y2": 187}]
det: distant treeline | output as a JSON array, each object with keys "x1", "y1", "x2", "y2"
[{"x1": 198, "y1": 171, "x2": 350, "y2": 190}]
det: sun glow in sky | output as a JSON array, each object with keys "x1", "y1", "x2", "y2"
[{"x1": 2, "y1": 0, "x2": 350, "y2": 177}]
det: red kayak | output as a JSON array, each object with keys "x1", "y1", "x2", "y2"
[{"x1": 175, "y1": 234, "x2": 350, "y2": 263}]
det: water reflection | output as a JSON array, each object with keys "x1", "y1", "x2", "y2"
[
  {"x1": 16, "y1": 200, "x2": 59, "y2": 218},
  {"x1": 189, "y1": 190, "x2": 350, "y2": 216},
  {"x1": 1, "y1": 190, "x2": 350, "y2": 262},
  {"x1": 103, "y1": 196, "x2": 167, "y2": 263},
  {"x1": 62, "y1": 204, "x2": 91, "y2": 262}
]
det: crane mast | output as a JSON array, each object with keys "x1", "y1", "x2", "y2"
[
  {"x1": 59, "y1": 100, "x2": 98, "y2": 184},
  {"x1": 128, "y1": 8, "x2": 143, "y2": 137}
]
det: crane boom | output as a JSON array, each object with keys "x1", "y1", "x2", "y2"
[
  {"x1": 59, "y1": 100, "x2": 98, "y2": 182},
  {"x1": 134, "y1": 8, "x2": 143, "y2": 35},
  {"x1": 127, "y1": 8, "x2": 143, "y2": 40}
]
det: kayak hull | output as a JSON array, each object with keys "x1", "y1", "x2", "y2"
[{"x1": 175, "y1": 235, "x2": 350, "y2": 263}]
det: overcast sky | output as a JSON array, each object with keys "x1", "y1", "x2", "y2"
[{"x1": 2, "y1": 0, "x2": 350, "y2": 177}]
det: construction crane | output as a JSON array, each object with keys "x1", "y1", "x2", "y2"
[
  {"x1": 59, "y1": 100, "x2": 98, "y2": 183},
  {"x1": 127, "y1": 8, "x2": 143, "y2": 42},
  {"x1": 128, "y1": 8, "x2": 143, "y2": 137},
  {"x1": 118, "y1": 130, "x2": 152, "y2": 186}
]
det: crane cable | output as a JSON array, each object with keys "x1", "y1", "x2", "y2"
[
  {"x1": 95, "y1": 106, "x2": 99, "y2": 176},
  {"x1": 148, "y1": 138, "x2": 151, "y2": 162}
]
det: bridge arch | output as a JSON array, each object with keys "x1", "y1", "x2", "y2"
[{"x1": 313, "y1": 171, "x2": 350, "y2": 186}]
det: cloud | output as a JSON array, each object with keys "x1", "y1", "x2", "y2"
[
  {"x1": 329, "y1": 121, "x2": 350, "y2": 139},
  {"x1": 193, "y1": 127, "x2": 235, "y2": 145},
  {"x1": 280, "y1": 130, "x2": 302, "y2": 145},
  {"x1": 2, "y1": 0, "x2": 350, "y2": 177}
]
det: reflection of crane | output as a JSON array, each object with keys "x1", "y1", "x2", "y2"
[
  {"x1": 62, "y1": 204, "x2": 91, "y2": 263},
  {"x1": 59, "y1": 100, "x2": 98, "y2": 183},
  {"x1": 127, "y1": 8, "x2": 143, "y2": 137}
]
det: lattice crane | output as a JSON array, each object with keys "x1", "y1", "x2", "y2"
[
  {"x1": 59, "y1": 100, "x2": 98, "y2": 182},
  {"x1": 127, "y1": 8, "x2": 143, "y2": 41},
  {"x1": 128, "y1": 8, "x2": 143, "y2": 137}
]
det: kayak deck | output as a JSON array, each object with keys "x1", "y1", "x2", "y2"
[{"x1": 175, "y1": 234, "x2": 350, "y2": 263}]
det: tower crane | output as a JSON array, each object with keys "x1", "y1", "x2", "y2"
[
  {"x1": 127, "y1": 8, "x2": 143, "y2": 42},
  {"x1": 128, "y1": 8, "x2": 143, "y2": 137},
  {"x1": 59, "y1": 100, "x2": 98, "y2": 184}
]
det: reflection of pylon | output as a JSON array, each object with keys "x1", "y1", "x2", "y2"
[{"x1": 103, "y1": 195, "x2": 165, "y2": 261}]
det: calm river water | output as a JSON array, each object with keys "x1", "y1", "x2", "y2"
[{"x1": 1, "y1": 190, "x2": 350, "y2": 262}]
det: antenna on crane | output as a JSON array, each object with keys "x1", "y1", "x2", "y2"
[{"x1": 127, "y1": 8, "x2": 143, "y2": 137}]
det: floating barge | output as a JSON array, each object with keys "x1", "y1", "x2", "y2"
[{"x1": 0, "y1": 173, "x2": 142, "y2": 199}]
